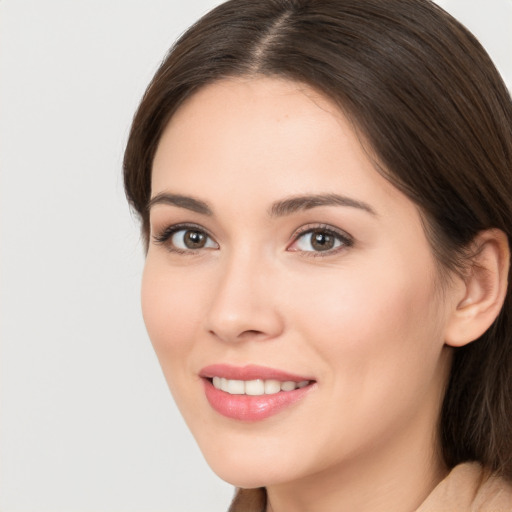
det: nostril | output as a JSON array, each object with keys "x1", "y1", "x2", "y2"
[
  {"x1": 205, "y1": 299, "x2": 284, "y2": 343},
  {"x1": 208, "y1": 328, "x2": 265, "y2": 341}
]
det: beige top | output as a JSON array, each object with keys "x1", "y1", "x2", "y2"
[{"x1": 228, "y1": 463, "x2": 512, "y2": 512}]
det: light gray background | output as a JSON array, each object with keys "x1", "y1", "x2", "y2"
[{"x1": 1, "y1": 1, "x2": 511, "y2": 511}]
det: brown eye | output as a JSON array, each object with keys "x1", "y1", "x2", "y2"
[
  {"x1": 310, "y1": 230, "x2": 336, "y2": 251},
  {"x1": 288, "y1": 226, "x2": 352, "y2": 254},
  {"x1": 183, "y1": 230, "x2": 207, "y2": 249},
  {"x1": 166, "y1": 227, "x2": 218, "y2": 251}
]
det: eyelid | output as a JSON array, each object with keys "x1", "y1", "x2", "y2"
[
  {"x1": 152, "y1": 221, "x2": 352, "y2": 256},
  {"x1": 152, "y1": 222, "x2": 218, "y2": 251},
  {"x1": 288, "y1": 223, "x2": 354, "y2": 255}
]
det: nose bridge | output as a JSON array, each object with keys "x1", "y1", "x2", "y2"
[{"x1": 205, "y1": 244, "x2": 283, "y2": 343}]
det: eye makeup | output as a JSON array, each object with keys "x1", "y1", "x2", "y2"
[
  {"x1": 288, "y1": 223, "x2": 354, "y2": 257},
  {"x1": 152, "y1": 222, "x2": 218, "y2": 254},
  {"x1": 152, "y1": 219, "x2": 354, "y2": 259}
]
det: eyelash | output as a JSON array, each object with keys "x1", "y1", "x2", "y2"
[
  {"x1": 153, "y1": 223, "x2": 218, "y2": 254},
  {"x1": 289, "y1": 224, "x2": 353, "y2": 257},
  {"x1": 152, "y1": 223, "x2": 353, "y2": 256}
]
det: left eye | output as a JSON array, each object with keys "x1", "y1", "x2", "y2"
[
  {"x1": 170, "y1": 228, "x2": 218, "y2": 250},
  {"x1": 289, "y1": 228, "x2": 351, "y2": 253}
]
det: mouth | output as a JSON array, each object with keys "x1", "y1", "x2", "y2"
[
  {"x1": 199, "y1": 364, "x2": 316, "y2": 421},
  {"x1": 209, "y1": 376, "x2": 311, "y2": 395}
]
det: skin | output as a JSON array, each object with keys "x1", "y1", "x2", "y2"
[{"x1": 142, "y1": 77, "x2": 466, "y2": 512}]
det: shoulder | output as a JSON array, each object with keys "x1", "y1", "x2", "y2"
[{"x1": 416, "y1": 462, "x2": 512, "y2": 512}]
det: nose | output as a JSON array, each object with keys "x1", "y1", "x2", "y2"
[{"x1": 204, "y1": 250, "x2": 284, "y2": 343}]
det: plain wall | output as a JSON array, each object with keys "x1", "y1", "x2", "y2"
[{"x1": 1, "y1": 1, "x2": 510, "y2": 511}]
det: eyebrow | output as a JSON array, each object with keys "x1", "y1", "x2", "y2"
[
  {"x1": 147, "y1": 193, "x2": 213, "y2": 215},
  {"x1": 147, "y1": 192, "x2": 376, "y2": 217},
  {"x1": 269, "y1": 193, "x2": 376, "y2": 217}
]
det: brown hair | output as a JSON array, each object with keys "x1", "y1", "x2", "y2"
[{"x1": 124, "y1": 0, "x2": 512, "y2": 478}]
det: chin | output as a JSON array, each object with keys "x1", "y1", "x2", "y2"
[
  {"x1": 216, "y1": 469, "x2": 270, "y2": 489},
  {"x1": 210, "y1": 461, "x2": 283, "y2": 489},
  {"x1": 196, "y1": 437, "x2": 295, "y2": 488}
]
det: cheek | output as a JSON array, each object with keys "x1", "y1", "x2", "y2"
[
  {"x1": 141, "y1": 257, "x2": 205, "y2": 361},
  {"x1": 287, "y1": 258, "x2": 445, "y2": 385},
  {"x1": 282, "y1": 266, "x2": 448, "y2": 460},
  {"x1": 140, "y1": 256, "x2": 215, "y2": 419}
]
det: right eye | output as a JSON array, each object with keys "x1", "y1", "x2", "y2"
[{"x1": 154, "y1": 225, "x2": 219, "y2": 253}]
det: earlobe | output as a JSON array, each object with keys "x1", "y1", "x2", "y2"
[{"x1": 444, "y1": 229, "x2": 510, "y2": 348}]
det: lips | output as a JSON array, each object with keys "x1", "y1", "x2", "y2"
[
  {"x1": 200, "y1": 364, "x2": 316, "y2": 421},
  {"x1": 200, "y1": 364, "x2": 314, "y2": 382}
]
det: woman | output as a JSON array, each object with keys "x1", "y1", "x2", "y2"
[{"x1": 123, "y1": 0, "x2": 512, "y2": 510}]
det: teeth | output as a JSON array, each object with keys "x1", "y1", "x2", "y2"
[
  {"x1": 244, "y1": 379, "x2": 263, "y2": 395},
  {"x1": 226, "y1": 379, "x2": 245, "y2": 394},
  {"x1": 211, "y1": 377, "x2": 310, "y2": 396},
  {"x1": 281, "y1": 381, "x2": 296, "y2": 391},
  {"x1": 264, "y1": 379, "x2": 281, "y2": 395}
]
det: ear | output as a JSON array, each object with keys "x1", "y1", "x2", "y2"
[{"x1": 444, "y1": 229, "x2": 510, "y2": 348}]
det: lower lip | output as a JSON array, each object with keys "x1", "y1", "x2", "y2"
[{"x1": 202, "y1": 379, "x2": 315, "y2": 421}]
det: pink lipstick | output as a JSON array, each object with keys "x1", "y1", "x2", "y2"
[{"x1": 200, "y1": 364, "x2": 316, "y2": 421}]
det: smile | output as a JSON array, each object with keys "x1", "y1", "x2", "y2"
[
  {"x1": 211, "y1": 377, "x2": 310, "y2": 395},
  {"x1": 200, "y1": 364, "x2": 316, "y2": 421}
]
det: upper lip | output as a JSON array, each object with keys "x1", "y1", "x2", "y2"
[{"x1": 199, "y1": 364, "x2": 314, "y2": 382}]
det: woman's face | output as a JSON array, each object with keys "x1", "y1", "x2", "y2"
[{"x1": 143, "y1": 77, "x2": 456, "y2": 488}]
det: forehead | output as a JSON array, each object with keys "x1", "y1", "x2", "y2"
[
  {"x1": 150, "y1": 76, "x2": 411, "y2": 220},
  {"x1": 154, "y1": 77, "x2": 348, "y2": 165}
]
